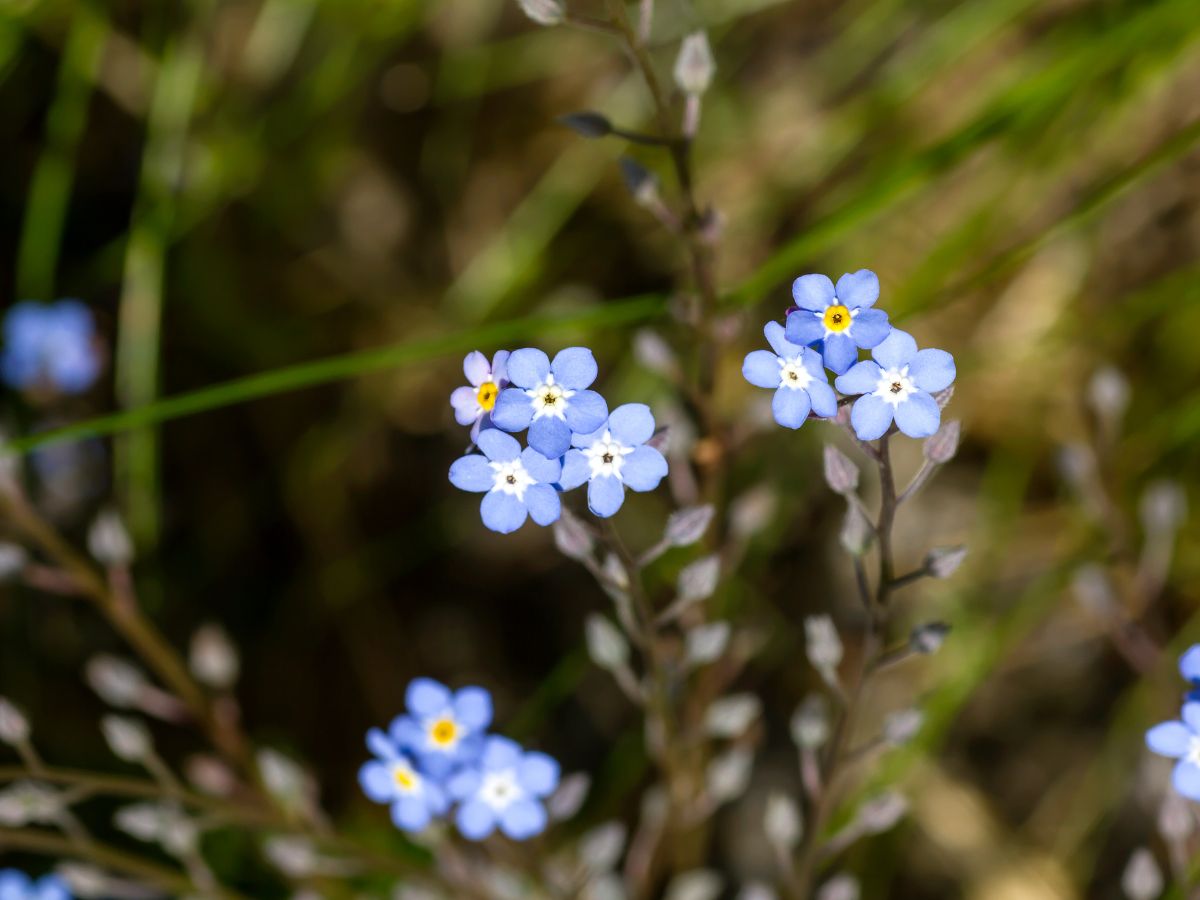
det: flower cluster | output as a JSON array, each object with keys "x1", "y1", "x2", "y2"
[
  {"x1": 359, "y1": 678, "x2": 560, "y2": 840},
  {"x1": 1146, "y1": 646, "x2": 1200, "y2": 801},
  {"x1": 0, "y1": 871, "x2": 71, "y2": 900},
  {"x1": 743, "y1": 270, "x2": 955, "y2": 440},
  {"x1": 1, "y1": 300, "x2": 101, "y2": 396},
  {"x1": 449, "y1": 347, "x2": 668, "y2": 531}
]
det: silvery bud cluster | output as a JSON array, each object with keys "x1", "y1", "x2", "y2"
[
  {"x1": 86, "y1": 655, "x2": 148, "y2": 708},
  {"x1": 923, "y1": 420, "x2": 960, "y2": 464},
  {"x1": 839, "y1": 504, "x2": 873, "y2": 557},
  {"x1": 704, "y1": 694, "x2": 762, "y2": 739},
  {"x1": 763, "y1": 792, "x2": 802, "y2": 851},
  {"x1": 790, "y1": 694, "x2": 830, "y2": 749},
  {"x1": 88, "y1": 508, "x2": 134, "y2": 567},
  {"x1": 804, "y1": 615, "x2": 843, "y2": 680},
  {"x1": 0, "y1": 781, "x2": 65, "y2": 826},
  {"x1": 101, "y1": 715, "x2": 153, "y2": 762},
  {"x1": 685, "y1": 621, "x2": 731, "y2": 666},
  {"x1": 856, "y1": 792, "x2": 908, "y2": 834},
  {"x1": 0, "y1": 696, "x2": 30, "y2": 745},
  {"x1": 578, "y1": 821, "x2": 626, "y2": 874},
  {"x1": 677, "y1": 555, "x2": 720, "y2": 604},
  {"x1": 665, "y1": 505, "x2": 714, "y2": 547},
  {"x1": 1140, "y1": 480, "x2": 1187, "y2": 536},
  {"x1": 816, "y1": 875, "x2": 860, "y2": 900},
  {"x1": 882, "y1": 708, "x2": 924, "y2": 747},
  {"x1": 1121, "y1": 848, "x2": 1163, "y2": 900},
  {"x1": 115, "y1": 802, "x2": 198, "y2": 856},
  {"x1": 189, "y1": 623, "x2": 240, "y2": 690},
  {"x1": 706, "y1": 747, "x2": 753, "y2": 804},
  {"x1": 553, "y1": 509, "x2": 594, "y2": 562}
]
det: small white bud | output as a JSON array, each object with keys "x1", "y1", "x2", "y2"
[
  {"x1": 673, "y1": 32, "x2": 715, "y2": 96},
  {"x1": 804, "y1": 615, "x2": 843, "y2": 675},
  {"x1": 730, "y1": 486, "x2": 776, "y2": 539},
  {"x1": 0, "y1": 781, "x2": 63, "y2": 826},
  {"x1": 634, "y1": 330, "x2": 679, "y2": 379},
  {"x1": 1140, "y1": 480, "x2": 1187, "y2": 536},
  {"x1": 665, "y1": 505, "x2": 714, "y2": 547},
  {"x1": 839, "y1": 504, "x2": 872, "y2": 557},
  {"x1": 1121, "y1": 847, "x2": 1163, "y2": 900},
  {"x1": 764, "y1": 792, "x2": 802, "y2": 851},
  {"x1": 189, "y1": 624, "x2": 240, "y2": 690},
  {"x1": 547, "y1": 772, "x2": 590, "y2": 822},
  {"x1": 553, "y1": 509, "x2": 594, "y2": 561},
  {"x1": 665, "y1": 870, "x2": 723, "y2": 900},
  {"x1": 1087, "y1": 366, "x2": 1130, "y2": 432},
  {"x1": 1157, "y1": 792, "x2": 1193, "y2": 842},
  {"x1": 258, "y1": 748, "x2": 311, "y2": 811},
  {"x1": 1071, "y1": 564, "x2": 1117, "y2": 618},
  {"x1": 910, "y1": 621, "x2": 950, "y2": 655},
  {"x1": 933, "y1": 384, "x2": 955, "y2": 409},
  {"x1": 925, "y1": 545, "x2": 967, "y2": 578},
  {"x1": 87, "y1": 509, "x2": 134, "y2": 567},
  {"x1": 0, "y1": 542, "x2": 28, "y2": 580},
  {"x1": 790, "y1": 694, "x2": 830, "y2": 749},
  {"x1": 185, "y1": 754, "x2": 238, "y2": 797},
  {"x1": 816, "y1": 874, "x2": 860, "y2": 900},
  {"x1": 685, "y1": 621, "x2": 730, "y2": 666},
  {"x1": 585, "y1": 874, "x2": 627, "y2": 900},
  {"x1": 56, "y1": 863, "x2": 111, "y2": 899},
  {"x1": 857, "y1": 792, "x2": 908, "y2": 833},
  {"x1": 706, "y1": 748, "x2": 753, "y2": 804},
  {"x1": 923, "y1": 420, "x2": 960, "y2": 464},
  {"x1": 114, "y1": 802, "x2": 166, "y2": 842},
  {"x1": 677, "y1": 555, "x2": 720, "y2": 603},
  {"x1": 515, "y1": 0, "x2": 564, "y2": 26},
  {"x1": 704, "y1": 694, "x2": 762, "y2": 739},
  {"x1": 0, "y1": 697, "x2": 31, "y2": 745},
  {"x1": 822, "y1": 445, "x2": 859, "y2": 495},
  {"x1": 585, "y1": 615, "x2": 630, "y2": 671},
  {"x1": 85, "y1": 655, "x2": 147, "y2": 708},
  {"x1": 738, "y1": 882, "x2": 779, "y2": 900},
  {"x1": 579, "y1": 821, "x2": 627, "y2": 874},
  {"x1": 602, "y1": 553, "x2": 630, "y2": 591},
  {"x1": 101, "y1": 715, "x2": 152, "y2": 762},
  {"x1": 264, "y1": 835, "x2": 318, "y2": 877},
  {"x1": 883, "y1": 708, "x2": 923, "y2": 747}
]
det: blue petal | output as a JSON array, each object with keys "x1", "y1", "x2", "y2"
[
  {"x1": 894, "y1": 391, "x2": 940, "y2": 438},
  {"x1": 477, "y1": 428, "x2": 521, "y2": 462},
  {"x1": 366, "y1": 727, "x2": 397, "y2": 760},
  {"x1": 850, "y1": 309, "x2": 890, "y2": 348},
  {"x1": 764, "y1": 320, "x2": 802, "y2": 357},
  {"x1": 528, "y1": 417, "x2": 572, "y2": 458},
  {"x1": 519, "y1": 752, "x2": 561, "y2": 796},
  {"x1": 835, "y1": 360, "x2": 880, "y2": 395},
  {"x1": 558, "y1": 450, "x2": 590, "y2": 490},
  {"x1": 500, "y1": 798, "x2": 547, "y2": 840},
  {"x1": 491, "y1": 350, "x2": 510, "y2": 384},
  {"x1": 807, "y1": 380, "x2": 838, "y2": 418},
  {"x1": 850, "y1": 395, "x2": 894, "y2": 441},
  {"x1": 1181, "y1": 646, "x2": 1200, "y2": 682},
  {"x1": 571, "y1": 422, "x2": 605, "y2": 449},
  {"x1": 1174, "y1": 760, "x2": 1200, "y2": 800},
  {"x1": 743, "y1": 350, "x2": 781, "y2": 389},
  {"x1": 359, "y1": 761, "x2": 396, "y2": 802},
  {"x1": 35, "y1": 876, "x2": 71, "y2": 900},
  {"x1": 483, "y1": 736, "x2": 523, "y2": 770},
  {"x1": 525, "y1": 484, "x2": 562, "y2": 526},
  {"x1": 835, "y1": 269, "x2": 879, "y2": 309},
  {"x1": 426, "y1": 781, "x2": 450, "y2": 816},
  {"x1": 391, "y1": 795, "x2": 432, "y2": 832},
  {"x1": 1184, "y1": 702, "x2": 1200, "y2": 733},
  {"x1": 772, "y1": 386, "x2": 811, "y2": 429},
  {"x1": 407, "y1": 679, "x2": 451, "y2": 715},
  {"x1": 588, "y1": 475, "x2": 626, "y2": 517},
  {"x1": 456, "y1": 799, "x2": 497, "y2": 840},
  {"x1": 389, "y1": 715, "x2": 422, "y2": 751},
  {"x1": 451, "y1": 386, "x2": 480, "y2": 425},
  {"x1": 609, "y1": 403, "x2": 655, "y2": 446},
  {"x1": 563, "y1": 390, "x2": 608, "y2": 435},
  {"x1": 481, "y1": 491, "x2": 528, "y2": 533},
  {"x1": 822, "y1": 333, "x2": 858, "y2": 375},
  {"x1": 1147, "y1": 721, "x2": 1191, "y2": 757},
  {"x1": 449, "y1": 455, "x2": 493, "y2": 493},
  {"x1": 908, "y1": 349, "x2": 956, "y2": 393},
  {"x1": 521, "y1": 447, "x2": 561, "y2": 484},
  {"x1": 551, "y1": 347, "x2": 598, "y2": 390},
  {"x1": 801, "y1": 347, "x2": 826, "y2": 380},
  {"x1": 871, "y1": 329, "x2": 917, "y2": 370},
  {"x1": 463, "y1": 351, "x2": 491, "y2": 386},
  {"x1": 489, "y1": 390, "x2": 533, "y2": 434},
  {"x1": 792, "y1": 273, "x2": 836, "y2": 311},
  {"x1": 622, "y1": 446, "x2": 668, "y2": 492},
  {"x1": 447, "y1": 768, "x2": 481, "y2": 800},
  {"x1": 506, "y1": 348, "x2": 551, "y2": 388},
  {"x1": 785, "y1": 310, "x2": 824, "y2": 346},
  {"x1": 454, "y1": 687, "x2": 493, "y2": 731}
]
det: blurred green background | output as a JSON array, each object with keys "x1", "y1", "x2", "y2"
[{"x1": 1, "y1": 0, "x2": 1199, "y2": 896}]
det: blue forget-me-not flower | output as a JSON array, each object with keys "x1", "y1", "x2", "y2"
[
  {"x1": 2, "y1": 300, "x2": 101, "y2": 395},
  {"x1": 558, "y1": 403, "x2": 668, "y2": 517},
  {"x1": 1179, "y1": 645, "x2": 1200, "y2": 701},
  {"x1": 390, "y1": 678, "x2": 492, "y2": 779},
  {"x1": 450, "y1": 350, "x2": 510, "y2": 443},
  {"x1": 490, "y1": 347, "x2": 608, "y2": 458},
  {"x1": 358, "y1": 728, "x2": 450, "y2": 832},
  {"x1": 742, "y1": 321, "x2": 838, "y2": 429},
  {"x1": 449, "y1": 430, "x2": 562, "y2": 533},
  {"x1": 0, "y1": 871, "x2": 71, "y2": 900},
  {"x1": 447, "y1": 735, "x2": 560, "y2": 841},
  {"x1": 1146, "y1": 701, "x2": 1200, "y2": 802},
  {"x1": 834, "y1": 330, "x2": 955, "y2": 441},
  {"x1": 785, "y1": 271, "x2": 891, "y2": 375}
]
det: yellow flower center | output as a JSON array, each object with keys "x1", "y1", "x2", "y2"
[
  {"x1": 822, "y1": 304, "x2": 852, "y2": 333},
  {"x1": 430, "y1": 718, "x2": 458, "y2": 747},
  {"x1": 476, "y1": 382, "x2": 499, "y2": 411},
  {"x1": 393, "y1": 766, "x2": 417, "y2": 790}
]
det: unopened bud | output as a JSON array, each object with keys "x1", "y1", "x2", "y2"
[
  {"x1": 678, "y1": 555, "x2": 720, "y2": 603},
  {"x1": 0, "y1": 781, "x2": 64, "y2": 826},
  {"x1": 839, "y1": 504, "x2": 872, "y2": 556},
  {"x1": 185, "y1": 754, "x2": 238, "y2": 797},
  {"x1": 816, "y1": 875, "x2": 860, "y2": 900},
  {"x1": 559, "y1": 112, "x2": 612, "y2": 138},
  {"x1": 633, "y1": 329, "x2": 678, "y2": 379},
  {"x1": 553, "y1": 509, "x2": 594, "y2": 561},
  {"x1": 925, "y1": 545, "x2": 967, "y2": 578},
  {"x1": 101, "y1": 715, "x2": 152, "y2": 762},
  {"x1": 704, "y1": 694, "x2": 761, "y2": 738},
  {"x1": 857, "y1": 792, "x2": 907, "y2": 833},
  {"x1": 0, "y1": 542, "x2": 28, "y2": 580},
  {"x1": 88, "y1": 509, "x2": 133, "y2": 567},
  {"x1": 764, "y1": 792, "x2": 802, "y2": 851},
  {"x1": 57, "y1": 863, "x2": 110, "y2": 899},
  {"x1": 705, "y1": 748, "x2": 752, "y2": 804},
  {"x1": 619, "y1": 157, "x2": 660, "y2": 209},
  {"x1": 547, "y1": 772, "x2": 590, "y2": 822},
  {"x1": 804, "y1": 615, "x2": 843, "y2": 675},
  {"x1": 0, "y1": 697, "x2": 30, "y2": 745},
  {"x1": 823, "y1": 445, "x2": 859, "y2": 495},
  {"x1": 515, "y1": 0, "x2": 564, "y2": 26},
  {"x1": 673, "y1": 32, "x2": 715, "y2": 95},
  {"x1": 923, "y1": 420, "x2": 960, "y2": 464},
  {"x1": 685, "y1": 621, "x2": 730, "y2": 666},
  {"x1": 730, "y1": 485, "x2": 776, "y2": 539},
  {"x1": 1140, "y1": 480, "x2": 1187, "y2": 536},
  {"x1": 585, "y1": 614, "x2": 630, "y2": 671},
  {"x1": 1071, "y1": 564, "x2": 1117, "y2": 618},
  {"x1": 909, "y1": 621, "x2": 950, "y2": 655},
  {"x1": 883, "y1": 708, "x2": 923, "y2": 747},
  {"x1": 258, "y1": 748, "x2": 310, "y2": 810},
  {"x1": 665, "y1": 505, "x2": 714, "y2": 547},
  {"x1": 1087, "y1": 366, "x2": 1130, "y2": 433},
  {"x1": 790, "y1": 694, "x2": 830, "y2": 749},
  {"x1": 1121, "y1": 847, "x2": 1163, "y2": 900},
  {"x1": 85, "y1": 655, "x2": 147, "y2": 708},
  {"x1": 189, "y1": 624, "x2": 239, "y2": 690},
  {"x1": 579, "y1": 821, "x2": 626, "y2": 874},
  {"x1": 265, "y1": 835, "x2": 318, "y2": 877},
  {"x1": 1158, "y1": 792, "x2": 1193, "y2": 841},
  {"x1": 933, "y1": 385, "x2": 955, "y2": 410}
]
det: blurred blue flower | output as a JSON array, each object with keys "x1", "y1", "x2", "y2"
[
  {"x1": 389, "y1": 677, "x2": 492, "y2": 779},
  {"x1": 450, "y1": 350, "x2": 510, "y2": 443},
  {"x1": 1146, "y1": 701, "x2": 1200, "y2": 801},
  {"x1": 0, "y1": 871, "x2": 70, "y2": 900},
  {"x1": 491, "y1": 347, "x2": 608, "y2": 458},
  {"x1": 358, "y1": 728, "x2": 450, "y2": 832},
  {"x1": 742, "y1": 321, "x2": 838, "y2": 429},
  {"x1": 447, "y1": 735, "x2": 560, "y2": 841},
  {"x1": 784, "y1": 271, "x2": 891, "y2": 374},
  {"x1": 449, "y1": 429, "x2": 562, "y2": 533},
  {"x1": 834, "y1": 330, "x2": 955, "y2": 441},
  {"x1": 558, "y1": 403, "x2": 668, "y2": 517},
  {"x1": 2, "y1": 300, "x2": 101, "y2": 395},
  {"x1": 1180, "y1": 645, "x2": 1200, "y2": 701}
]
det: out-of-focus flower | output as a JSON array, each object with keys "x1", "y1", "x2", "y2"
[
  {"x1": 673, "y1": 32, "x2": 715, "y2": 96},
  {"x1": 0, "y1": 697, "x2": 30, "y2": 745},
  {"x1": 1145, "y1": 701, "x2": 1200, "y2": 800},
  {"x1": 742, "y1": 322, "x2": 838, "y2": 429},
  {"x1": 358, "y1": 729, "x2": 449, "y2": 833},
  {"x1": 2, "y1": 300, "x2": 101, "y2": 395},
  {"x1": 87, "y1": 509, "x2": 133, "y2": 568},
  {"x1": 785, "y1": 271, "x2": 891, "y2": 375},
  {"x1": 491, "y1": 347, "x2": 608, "y2": 458},
  {"x1": 1180, "y1": 646, "x2": 1200, "y2": 702},
  {"x1": 84, "y1": 656, "x2": 146, "y2": 708},
  {"x1": 835, "y1": 330, "x2": 956, "y2": 440},
  {"x1": 515, "y1": 0, "x2": 564, "y2": 26},
  {"x1": 389, "y1": 678, "x2": 492, "y2": 779},
  {"x1": 559, "y1": 404, "x2": 668, "y2": 517},
  {"x1": 449, "y1": 430, "x2": 562, "y2": 533},
  {"x1": 101, "y1": 715, "x2": 152, "y2": 763},
  {"x1": 189, "y1": 624, "x2": 240, "y2": 690},
  {"x1": 450, "y1": 351, "x2": 510, "y2": 443},
  {"x1": 447, "y1": 736, "x2": 560, "y2": 840},
  {"x1": 0, "y1": 870, "x2": 71, "y2": 900},
  {"x1": 0, "y1": 781, "x2": 64, "y2": 827}
]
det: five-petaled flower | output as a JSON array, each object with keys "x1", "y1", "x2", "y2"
[
  {"x1": 447, "y1": 735, "x2": 560, "y2": 841},
  {"x1": 1146, "y1": 701, "x2": 1200, "y2": 801},
  {"x1": 390, "y1": 678, "x2": 493, "y2": 779},
  {"x1": 834, "y1": 330, "x2": 955, "y2": 441},
  {"x1": 491, "y1": 347, "x2": 608, "y2": 458},
  {"x1": 558, "y1": 403, "x2": 668, "y2": 517},
  {"x1": 2, "y1": 300, "x2": 101, "y2": 396},
  {"x1": 450, "y1": 350, "x2": 510, "y2": 442},
  {"x1": 785, "y1": 270, "x2": 891, "y2": 375},
  {"x1": 358, "y1": 728, "x2": 450, "y2": 832},
  {"x1": 742, "y1": 321, "x2": 838, "y2": 429},
  {"x1": 449, "y1": 430, "x2": 563, "y2": 533}
]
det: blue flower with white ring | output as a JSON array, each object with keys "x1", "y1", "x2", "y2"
[
  {"x1": 490, "y1": 348, "x2": 609, "y2": 458},
  {"x1": 358, "y1": 728, "x2": 450, "y2": 832},
  {"x1": 784, "y1": 270, "x2": 891, "y2": 375},
  {"x1": 742, "y1": 321, "x2": 838, "y2": 429},
  {"x1": 447, "y1": 736, "x2": 560, "y2": 841},
  {"x1": 558, "y1": 403, "x2": 668, "y2": 517},
  {"x1": 388, "y1": 678, "x2": 493, "y2": 779},
  {"x1": 449, "y1": 430, "x2": 562, "y2": 533},
  {"x1": 1147, "y1": 701, "x2": 1200, "y2": 802}
]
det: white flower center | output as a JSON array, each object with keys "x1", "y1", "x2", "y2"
[
  {"x1": 1186, "y1": 736, "x2": 1200, "y2": 767},
  {"x1": 478, "y1": 768, "x2": 524, "y2": 811},
  {"x1": 778, "y1": 356, "x2": 813, "y2": 391},
  {"x1": 391, "y1": 761, "x2": 422, "y2": 796},
  {"x1": 489, "y1": 458, "x2": 536, "y2": 501},
  {"x1": 526, "y1": 373, "x2": 576, "y2": 421},
  {"x1": 582, "y1": 430, "x2": 634, "y2": 481},
  {"x1": 873, "y1": 365, "x2": 915, "y2": 408}
]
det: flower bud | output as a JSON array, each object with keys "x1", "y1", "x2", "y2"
[
  {"x1": 923, "y1": 420, "x2": 960, "y2": 464},
  {"x1": 909, "y1": 621, "x2": 950, "y2": 655},
  {"x1": 619, "y1": 157, "x2": 660, "y2": 208},
  {"x1": 559, "y1": 112, "x2": 612, "y2": 138},
  {"x1": 88, "y1": 509, "x2": 133, "y2": 567},
  {"x1": 685, "y1": 621, "x2": 730, "y2": 666},
  {"x1": 189, "y1": 624, "x2": 240, "y2": 690},
  {"x1": 673, "y1": 32, "x2": 715, "y2": 95},
  {"x1": 553, "y1": 508, "x2": 594, "y2": 561},
  {"x1": 764, "y1": 792, "x2": 802, "y2": 851},
  {"x1": 547, "y1": 772, "x2": 590, "y2": 822},
  {"x1": 258, "y1": 748, "x2": 311, "y2": 811},
  {"x1": 883, "y1": 708, "x2": 923, "y2": 747},
  {"x1": 704, "y1": 694, "x2": 762, "y2": 739},
  {"x1": 585, "y1": 614, "x2": 630, "y2": 671},
  {"x1": 790, "y1": 694, "x2": 830, "y2": 749},
  {"x1": 665, "y1": 505, "x2": 714, "y2": 547},
  {"x1": 101, "y1": 715, "x2": 152, "y2": 762},
  {"x1": 1087, "y1": 366, "x2": 1130, "y2": 434},
  {"x1": 0, "y1": 697, "x2": 30, "y2": 745},
  {"x1": 0, "y1": 781, "x2": 64, "y2": 826},
  {"x1": 634, "y1": 329, "x2": 679, "y2": 379},
  {"x1": 579, "y1": 821, "x2": 627, "y2": 874},
  {"x1": 925, "y1": 545, "x2": 967, "y2": 578},
  {"x1": 265, "y1": 836, "x2": 318, "y2": 877},
  {"x1": 731, "y1": 485, "x2": 776, "y2": 539},
  {"x1": 0, "y1": 542, "x2": 28, "y2": 581},
  {"x1": 1121, "y1": 848, "x2": 1162, "y2": 900},
  {"x1": 1140, "y1": 480, "x2": 1187, "y2": 536},
  {"x1": 823, "y1": 445, "x2": 859, "y2": 495},
  {"x1": 185, "y1": 753, "x2": 238, "y2": 797},
  {"x1": 1071, "y1": 564, "x2": 1116, "y2": 618},
  {"x1": 707, "y1": 747, "x2": 753, "y2": 804},
  {"x1": 816, "y1": 875, "x2": 860, "y2": 900},
  {"x1": 839, "y1": 504, "x2": 872, "y2": 557},
  {"x1": 857, "y1": 792, "x2": 907, "y2": 834},
  {"x1": 85, "y1": 655, "x2": 147, "y2": 708},
  {"x1": 515, "y1": 0, "x2": 564, "y2": 26},
  {"x1": 678, "y1": 555, "x2": 720, "y2": 603},
  {"x1": 804, "y1": 615, "x2": 843, "y2": 675}
]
